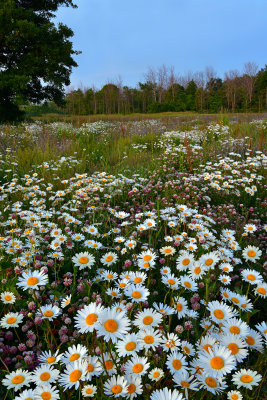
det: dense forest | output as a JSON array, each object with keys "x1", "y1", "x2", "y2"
[{"x1": 62, "y1": 63, "x2": 267, "y2": 115}]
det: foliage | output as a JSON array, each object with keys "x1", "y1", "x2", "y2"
[{"x1": 0, "y1": 0, "x2": 79, "y2": 122}]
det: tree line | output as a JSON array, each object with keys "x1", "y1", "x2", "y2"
[{"x1": 64, "y1": 63, "x2": 267, "y2": 115}]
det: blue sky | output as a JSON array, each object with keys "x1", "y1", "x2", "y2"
[{"x1": 55, "y1": 0, "x2": 267, "y2": 89}]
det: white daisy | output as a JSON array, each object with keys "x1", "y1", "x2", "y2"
[
  {"x1": 150, "y1": 388, "x2": 184, "y2": 400},
  {"x1": 96, "y1": 307, "x2": 131, "y2": 343},
  {"x1": 115, "y1": 333, "x2": 142, "y2": 357},
  {"x1": 101, "y1": 252, "x2": 118, "y2": 266},
  {"x1": 32, "y1": 364, "x2": 59, "y2": 385},
  {"x1": 74, "y1": 303, "x2": 104, "y2": 333},
  {"x1": 58, "y1": 360, "x2": 87, "y2": 390},
  {"x1": 166, "y1": 351, "x2": 188, "y2": 377},
  {"x1": 82, "y1": 384, "x2": 97, "y2": 397},
  {"x1": 2, "y1": 369, "x2": 32, "y2": 392},
  {"x1": 197, "y1": 344, "x2": 236, "y2": 378},
  {"x1": 161, "y1": 332, "x2": 181, "y2": 352},
  {"x1": 72, "y1": 252, "x2": 95, "y2": 269},
  {"x1": 242, "y1": 246, "x2": 262, "y2": 263},
  {"x1": 38, "y1": 350, "x2": 62, "y2": 365},
  {"x1": 37, "y1": 305, "x2": 61, "y2": 321},
  {"x1": 1, "y1": 291, "x2": 16, "y2": 304},
  {"x1": 0, "y1": 312, "x2": 23, "y2": 329},
  {"x1": 14, "y1": 389, "x2": 36, "y2": 400},
  {"x1": 17, "y1": 270, "x2": 48, "y2": 291},
  {"x1": 232, "y1": 369, "x2": 262, "y2": 390},
  {"x1": 84, "y1": 356, "x2": 103, "y2": 380},
  {"x1": 138, "y1": 328, "x2": 162, "y2": 350},
  {"x1": 104, "y1": 375, "x2": 128, "y2": 398},
  {"x1": 149, "y1": 368, "x2": 164, "y2": 381},
  {"x1": 125, "y1": 375, "x2": 143, "y2": 399},
  {"x1": 61, "y1": 344, "x2": 88, "y2": 365},
  {"x1": 124, "y1": 356, "x2": 149, "y2": 377},
  {"x1": 133, "y1": 308, "x2": 162, "y2": 329},
  {"x1": 124, "y1": 284, "x2": 149, "y2": 303},
  {"x1": 35, "y1": 384, "x2": 60, "y2": 400}
]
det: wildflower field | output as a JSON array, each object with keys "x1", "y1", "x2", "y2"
[{"x1": 0, "y1": 115, "x2": 266, "y2": 400}]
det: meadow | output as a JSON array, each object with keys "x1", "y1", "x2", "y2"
[{"x1": 0, "y1": 114, "x2": 266, "y2": 400}]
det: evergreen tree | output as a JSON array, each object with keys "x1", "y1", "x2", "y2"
[{"x1": 0, "y1": 0, "x2": 79, "y2": 121}]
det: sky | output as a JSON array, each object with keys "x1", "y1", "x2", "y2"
[{"x1": 55, "y1": 0, "x2": 267, "y2": 89}]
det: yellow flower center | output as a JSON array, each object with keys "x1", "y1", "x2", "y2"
[
  {"x1": 69, "y1": 370, "x2": 82, "y2": 382},
  {"x1": 125, "y1": 342, "x2": 136, "y2": 351},
  {"x1": 44, "y1": 310, "x2": 54, "y2": 318},
  {"x1": 104, "y1": 319, "x2": 118, "y2": 333},
  {"x1": 205, "y1": 377, "x2": 217, "y2": 388},
  {"x1": 27, "y1": 277, "x2": 39, "y2": 286},
  {"x1": 86, "y1": 313, "x2": 98, "y2": 325},
  {"x1": 7, "y1": 317, "x2": 17, "y2": 324},
  {"x1": 134, "y1": 277, "x2": 142, "y2": 283},
  {"x1": 183, "y1": 346, "x2": 190, "y2": 354},
  {"x1": 172, "y1": 359, "x2": 182, "y2": 370},
  {"x1": 86, "y1": 388, "x2": 93, "y2": 394},
  {"x1": 79, "y1": 256, "x2": 89, "y2": 264},
  {"x1": 40, "y1": 372, "x2": 51, "y2": 381},
  {"x1": 132, "y1": 291, "x2": 141, "y2": 299},
  {"x1": 69, "y1": 353, "x2": 80, "y2": 362},
  {"x1": 257, "y1": 287, "x2": 266, "y2": 295},
  {"x1": 11, "y1": 375, "x2": 25, "y2": 384},
  {"x1": 168, "y1": 279, "x2": 175, "y2": 285},
  {"x1": 213, "y1": 309, "x2": 224, "y2": 319},
  {"x1": 210, "y1": 356, "x2": 224, "y2": 370},
  {"x1": 176, "y1": 303, "x2": 183, "y2": 312},
  {"x1": 240, "y1": 374, "x2": 253, "y2": 383},
  {"x1": 4, "y1": 295, "x2": 12, "y2": 301},
  {"x1": 228, "y1": 343, "x2": 239, "y2": 355},
  {"x1": 231, "y1": 297, "x2": 239, "y2": 304},
  {"x1": 143, "y1": 316, "x2": 153, "y2": 325},
  {"x1": 41, "y1": 393, "x2": 52, "y2": 400},
  {"x1": 166, "y1": 339, "x2": 175, "y2": 348},
  {"x1": 205, "y1": 259, "x2": 213, "y2": 266},
  {"x1": 143, "y1": 255, "x2": 152, "y2": 261},
  {"x1": 230, "y1": 326, "x2": 240, "y2": 334},
  {"x1": 184, "y1": 281, "x2": 191, "y2": 288},
  {"x1": 47, "y1": 356, "x2": 56, "y2": 363},
  {"x1": 112, "y1": 385, "x2": 122, "y2": 394},
  {"x1": 106, "y1": 256, "x2": 114, "y2": 262},
  {"x1": 153, "y1": 371, "x2": 160, "y2": 378},
  {"x1": 194, "y1": 267, "x2": 201, "y2": 275},
  {"x1": 87, "y1": 363, "x2": 94, "y2": 372},
  {"x1": 164, "y1": 248, "x2": 172, "y2": 254},
  {"x1": 144, "y1": 335, "x2": 154, "y2": 344},
  {"x1": 247, "y1": 250, "x2": 256, "y2": 258},
  {"x1": 231, "y1": 395, "x2": 238, "y2": 400},
  {"x1": 105, "y1": 360, "x2": 113, "y2": 370},
  {"x1": 182, "y1": 259, "x2": 190, "y2": 266},
  {"x1": 203, "y1": 344, "x2": 212, "y2": 352},
  {"x1": 247, "y1": 274, "x2": 256, "y2": 281},
  {"x1": 181, "y1": 381, "x2": 190, "y2": 387},
  {"x1": 128, "y1": 384, "x2": 136, "y2": 393},
  {"x1": 246, "y1": 336, "x2": 255, "y2": 345},
  {"x1": 132, "y1": 364, "x2": 143, "y2": 373}
]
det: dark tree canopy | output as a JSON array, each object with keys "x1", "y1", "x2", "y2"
[{"x1": 0, "y1": 0, "x2": 79, "y2": 121}]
